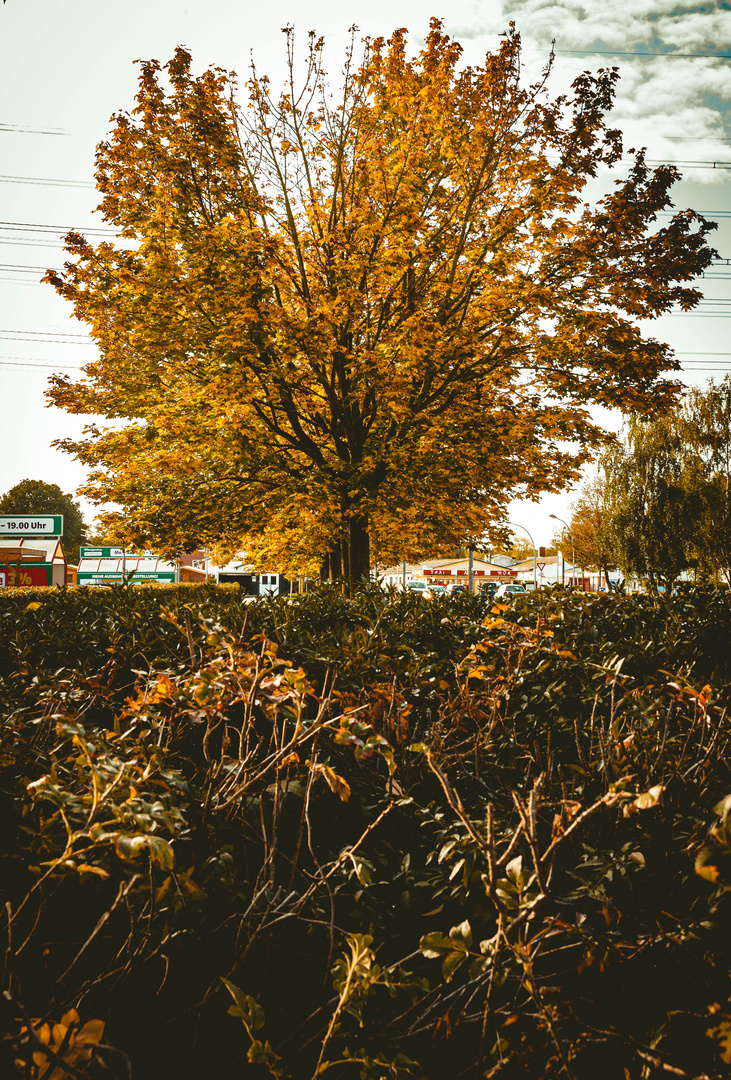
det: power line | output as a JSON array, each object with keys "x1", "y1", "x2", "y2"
[
  {"x1": 0, "y1": 357, "x2": 86, "y2": 369},
  {"x1": 0, "y1": 221, "x2": 115, "y2": 235},
  {"x1": 0, "y1": 174, "x2": 94, "y2": 189},
  {"x1": 549, "y1": 48, "x2": 731, "y2": 60},
  {"x1": 0, "y1": 123, "x2": 68, "y2": 136},
  {"x1": 0, "y1": 264, "x2": 61, "y2": 272},
  {"x1": 0, "y1": 329, "x2": 93, "y2": 339},
  {"x1": 1, "y1": 152, "x2": 731, "y2": 195},
  {"x1": 657, "y1": 137, "x2": 731, "y2": 143},
  {"x1": 0, "y1": 240, "x2": 70, "y2": 249}
]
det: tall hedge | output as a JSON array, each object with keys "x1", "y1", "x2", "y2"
[{"x1": 1, "y1": 585, "x2": 731, "y2": 1079}]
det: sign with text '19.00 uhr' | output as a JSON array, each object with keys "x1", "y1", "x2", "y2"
[{"x1": 0, "y1": 515, "x2": 63, "y2": 537}]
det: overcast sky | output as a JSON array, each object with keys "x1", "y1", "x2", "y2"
[{"x1": 0, "y1": 0, "x2": 729, "y2": 549}]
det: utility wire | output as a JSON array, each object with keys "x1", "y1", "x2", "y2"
[
  {"x1": 0, "y1": 329, "x2": 93, "y2": 338},
  {"x1": 548, "y1": 48, "x2": 731, "y2": 60},
  {"x1": 2, "y1": 153, "x2": 731, "y2": 192},
  {"x1": 0, "y1": 220, "x2": 115, "y2": 235},
  {"x1": 0, "y1": 174, "x2": 94, "y2": 188},
  {"x1": 0, "y1": 264, "x2": 61, "y2": 271},
  {"x1": 0, "y1": 123, "x2": 67, "y2": 136}
]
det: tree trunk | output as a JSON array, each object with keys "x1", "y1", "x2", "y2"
[
  {"x1": 330, "y1": 542, "x2": 342, "y2": 584},
  {"x1": 322, "y1": 516, "x2": 370, "y2": 595},
  {"x1": 347, "y1": 514, "x2": 371, "y2": 595}
]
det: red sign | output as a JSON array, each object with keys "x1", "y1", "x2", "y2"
[
  {"x1": 0, "y1": 565, "x2": 51, "y2": 587},
  {"x1": 426, "y1": 567, "x2": 488, "y2": 577},
  {"x1": 489, "y1": 570, "x2": 518, "y2": 577}
]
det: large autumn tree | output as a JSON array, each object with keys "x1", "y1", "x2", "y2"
[{"x1": 46, "y1": 23, "x2": 716, "y2": 589}]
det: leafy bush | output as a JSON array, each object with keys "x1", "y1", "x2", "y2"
[{"x1": 1, "y1": 585, "x2": 731, "y2": 1078}]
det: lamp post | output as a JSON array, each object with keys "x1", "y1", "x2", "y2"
[
  {"x1": 549, "y1": 514, "x2": 575, "y2": 587},
  {"x1": 505, "y1": 521, "x2": 537, "y2": 588}
]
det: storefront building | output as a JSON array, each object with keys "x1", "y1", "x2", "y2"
[
  {"x1": 0, "y1": 537, "x2": 67, "y2": 587},
  {"x1": 379, "y1": 556, "x2": 520, "y2": 591},
  {"x1": 77, "y1": 547, "x2": 177, "y2": 585}
]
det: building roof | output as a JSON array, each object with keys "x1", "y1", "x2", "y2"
[
  {"x1": 0, "y1": 537, "x2": 65, "y2": 562},
  {"x1": 512, "y1": 554, "x2": 559, "y2": 571}
]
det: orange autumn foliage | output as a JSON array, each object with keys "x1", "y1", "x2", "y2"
[{"x1": 46, "y1": 22, "x2": 716, "y2": 587}]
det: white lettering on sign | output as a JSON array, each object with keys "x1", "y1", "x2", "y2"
[
  {"x1": 0, "y1": 519, "x2": 53, "y2": 533},
  {"x1": 0, "y1": 515, "x2": 62, "y2": 536}
]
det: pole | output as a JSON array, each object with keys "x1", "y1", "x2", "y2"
[
  {"x1": 402, "y1": 560, "x2": 407, "y2": 591},
  {"x1": 505, "y1": 522, "x2": 537, "y2": 588},
  {"x1": 468, "y1": 546, "x2": 474, "y2": 593},
  {"x1": 549, "y1": 515, "x2": 575, "y2": 587}
]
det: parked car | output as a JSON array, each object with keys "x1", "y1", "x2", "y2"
[
  {"x1": 445, "y1": 582, "x2": 469, "y2": 594},
  {"x1": 407, "y1": 581, "x2": 446, "y2": 598},
  {"x1": 480, "y1": 581, "x2": 499, "y2": 598},
  {"x1": 493, "y1": 582, "x2": 526, "y2": 600}
]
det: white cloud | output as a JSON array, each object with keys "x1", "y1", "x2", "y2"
[
  {"x1": 447, "y1": 0, "x2": 731, "y2": 183},
  {"x1": 455, "y1": 0, "x2": 731, "y2": 49}
]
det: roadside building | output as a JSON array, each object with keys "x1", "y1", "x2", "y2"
[
  {"x1": 178, "y1": 551, "x2": 211, "y2": 583},
  {"x1": 77, "y1": 547, "x2": 177, "y2": 585},
  {"x1": 207, "y1": 556, "x2": 293, "y2": 596},
  {"x1": 511, "y1": 554, "x2": 617, "y2": 591},
  {"x1": 378, "y1": 556, "x2": 522, "y2": 592},
  {"x1": 0, "y1": 537, "x2": 67, "y2": 587}
]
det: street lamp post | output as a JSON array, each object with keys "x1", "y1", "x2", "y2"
[
  {"x1": 549, "y1": 514, "x2": 575, "y2": 587},
  {"x1": 505, "y1": 522, "x2": 537, "y2": 588}
]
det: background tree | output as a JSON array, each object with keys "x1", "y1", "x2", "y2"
[
  {"x1": 564, "y1": 469, "x2": 617, "y2": 588},
  {"x1": 602, "y1": 416, "x2": 698, "y2": 593},
  {"x1": 46, "y1": 24, "x2": 716, "y2": 592},
  {"x1": 599, "y1": 379, "x2": 731, "y2": 592},
  {"x1": 678, "y1": 376, "x2": 731, "y2": 584},
  {"x1": 0, "y1": 479, "x2": 86, "y2": 563}
]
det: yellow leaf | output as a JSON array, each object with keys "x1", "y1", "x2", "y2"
[{"x1": 314, "y1": 763, "x2": 351, "y2": 802}]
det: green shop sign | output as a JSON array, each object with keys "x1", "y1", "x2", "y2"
[
  {"x1": 0, "y1": 515, "x2": 63, "y2": 537},
  {"x1": 77, "y1": 572, "x2": 176, "y2": 583},
  {"x1": 79, "y1": 547, "x2": 126, "y2": 558}
]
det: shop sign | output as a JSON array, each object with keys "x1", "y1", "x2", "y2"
[
  {"x1": 80, "y1": 547, "x2": 125, "y2": 558},
  {"x1": 424, "y1": 568, "x2": 453, "y2": 576},
  {"x1": 0, "y1": 565, "x2": 51, "y2": 587},
  {"x1": 0, "y1": 515, "x2": 63, "y2": 537},
  {"x1": 489, "y1": 570, "x2": 518, "y2": 577},
  {"x1": 79, "y1": 572, "x2": 175, "y2": 582}
]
